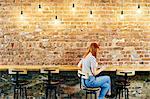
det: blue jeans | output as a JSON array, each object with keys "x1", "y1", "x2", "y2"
[{"x1": 82, "y1": 76, "x2": 111, "y2": 99}]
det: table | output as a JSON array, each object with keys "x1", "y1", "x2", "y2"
[
  {"x1": 0, "y1": 65, "x2": 80, "y2": 71},
  {"x1": 0, "y1": 65, "x2": 150, "y2": 71}
]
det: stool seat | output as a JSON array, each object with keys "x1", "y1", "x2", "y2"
[{"x1": 83, "y1": 87, "x2": 100, "y2": 91}]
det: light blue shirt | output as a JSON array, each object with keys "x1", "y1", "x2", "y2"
[{"x1": 78, "y1": 52, "x2": 97, "y2": 76}]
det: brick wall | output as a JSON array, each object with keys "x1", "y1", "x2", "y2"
[{"x1": 0, "y1": 0, "x2": 150, "y2": 65}]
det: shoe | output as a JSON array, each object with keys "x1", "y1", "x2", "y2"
[{"x1": 105, "y1": 94, "x2": 115, "y2": 98}]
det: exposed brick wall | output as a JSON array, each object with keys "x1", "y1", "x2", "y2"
[{"x1": 0, "y1": 0, "x2": 150, "y2": 65}]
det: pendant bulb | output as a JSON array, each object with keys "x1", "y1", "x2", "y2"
[
  {"x1": 120, "y1": 10, "x2": 124, "y2": 20},
  {"x1": 55, "y1": 16, "x2": 57, "y2": 19},
  {"x1": 21, "y1": 11, "x2": 23, "y2": 15},
  {"x1": 121, "y1": 10, "x2": 123, "y2": 15},
  {"x1": 90, "y1": 10, "x2": 92, "y2": 15},
  {"x1": 137, "y1": 4, "x2": 142, "y2": 14},
  {"x1": 39, "y1": 4, "x2": 41, "y2": 9},
  {"x1": 138, "y1": 4, "x2": 140, "y2": 9}
]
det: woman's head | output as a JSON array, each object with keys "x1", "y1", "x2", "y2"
[{"x1": 84, "y1": 43, "x2": 99, "y2": 58}]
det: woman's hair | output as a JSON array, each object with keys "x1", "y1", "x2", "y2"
[{"x1": 83, "y1": 43, "x2": 99, "y2": 58}]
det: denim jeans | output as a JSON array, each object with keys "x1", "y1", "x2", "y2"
[{"x1": 82, "y1": 76, "x2": 111, "y2": 99}]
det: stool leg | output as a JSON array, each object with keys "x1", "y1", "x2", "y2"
[
  {"x1": 115, "y1": 88, "x2": 118, "y2": 99},
  {"x1": 17, "y1": 88, "x2": 19, "y2": 99},
  {"x1": 19, "y1": 86, "x2": 22, "y2": 99},
  {"x1": 14, "y1": 86, "x2": 16, "y2": 99},
  {"x1": 122, "y1": 88, "x2": 123, "y2": 97},
  {"x1": 86, "y1": 91, "x2": 88, "y2": 99},
  {"x1": 119, "y1": 88, "x2": 121, "y2": 99},
  {"x1": 124, "y1": 88, "x2": 127, "y2": 99},
  {"x1": 95, "y1": 92, "x2": 97, "y2": 99},
  {"x1": 45, "y1": 87, "x2": 48, "y2": 99},
  {"x1": 55, "y1": 89, "x2": 57, "y2": 99},
  {"x1": 23, "y1": 88, "x2": 25, "y2": 99},
  {"x1": 126, "y1": 88, "x2": 129, "y2": 99},
  {"x1": 25, "y1": 87, "x2": 27, "y2": 99},
  {"x1": 49, "y1": 89, "x2": 52, "y2": 99},
  {"x1": 21, "y1": 88, "x2": 23, "y2": 99},
  {"x1": 90, "y1": 91, "x2": 92, "y2": 99}
]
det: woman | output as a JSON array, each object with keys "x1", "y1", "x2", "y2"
[{"x1": 78, "y1": 43, "x2": 111, "y2": 99}]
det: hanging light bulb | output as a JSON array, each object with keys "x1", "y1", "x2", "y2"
[
  {"x1": 38, "y1": 4, "x2": 43, "y2": 12},
  {"x1": 136, "y1": 4, "x2": 141, "y2": 14},
  {"x1": 54, "y1": 16, "x2": 60, "y2": 25},
  {"x1": 20, "y1": 0, "x2": 24, "y2": 20},
  {"x1": 55, "y1": 16, "x2": 57, "y2": 19},
  {"x1": 38, "y1": 0, "x2": 42, "y2": 12},
  {"x1": 90, "y1": 10, "x2": 93, "y2": 18},
  {"x1": 21, "y1": 10, "x2": 23, "y2": 15},
  {"x1": 20, "y1": 10, "x2": 24, "y2": 19},
  {"x1": 39, "y1": 4, "x2": 41, "y2": 9},
  {"x1": 120, "y1": 10, "x2": 124, "y2": 20},
  {"x1": 72, "y1": 3, "x2": 76, "y2": 12}
]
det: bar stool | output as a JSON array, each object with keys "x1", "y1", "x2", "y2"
[
  {"x1": 9, "y1": 69, "x2": 28, "y2": 99},
  {"x1": 40, "y1": 68, "x2": 60, "y2": 99},
  {"x1": 78, "y1": 70, "x2": 100, "y2": 99},
  {"x1": 115, "y1": 70, "x2": 135, "y2": 99}
]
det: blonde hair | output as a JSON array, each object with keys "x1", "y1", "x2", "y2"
[{"x1": 83, "y1": 43, "x2": 99, "y2": 58}]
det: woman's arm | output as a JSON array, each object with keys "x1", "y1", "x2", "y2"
[
  {"x1": 93, "y1": 66, "x2": 107, "y2": 76},
  {"x1": 78, "y1": 59, "x2": 82, "y2": 68},
  {"x1": 91, "y1": 57, "x2": 107, "y2": 76}
]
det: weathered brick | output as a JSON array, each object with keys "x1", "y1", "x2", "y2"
[{"x1": 0, "y1": 0, "x2": 149, "y2": 66}]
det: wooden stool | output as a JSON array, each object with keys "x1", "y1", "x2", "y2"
[
  {"x1": 115, "y1": 70, "x2": 135, "y2": 99},
  {"x1": 41, "y1": 68, "x2": 60, "y2": 99},
  {"x1": 9, "y1": 69, "x2": 28, "y2": 99},
  {"x1": 78, "y1": 70, "x2": 100, "y2": 99}
]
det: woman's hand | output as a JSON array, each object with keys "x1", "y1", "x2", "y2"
[{"x1": 101, "y1": 65, "x2": 108, "y2": 70}]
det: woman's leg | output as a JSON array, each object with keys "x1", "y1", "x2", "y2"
[
  {"x1": 99, "y1": 83, "x2": 110, "y2": 99},
  {"x1": 93, "y1": 76, "x2": 111, "y2": 99}
]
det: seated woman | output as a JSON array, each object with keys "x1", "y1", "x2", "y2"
[{"x1": 78, "y1": 43, "x2": 111, "y2": 99}]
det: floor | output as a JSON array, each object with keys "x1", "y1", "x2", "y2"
[{"x1": 0, "y1": 71, "x2": 150, "y2": 99}]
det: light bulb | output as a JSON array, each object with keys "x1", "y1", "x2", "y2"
[
  {"x1": 90, "y1": 10, "x2": 93, "y2": 18},
  {"x1": 21, "y1": 10, "x2": 23, "y2": 15},
  {"x1": 39, "y1": 4, "x2": 41, "y2": 9},
  {"x1": 136, "y1": 4, "x2": 141, "y2": 14},
  {"x1": 72, "y1": 3, "x2": 76, "y2": 12},
  {"x1": 38, "y1": 4, "x2": 42, "y2": 12},
  {"x1": 20, "y1": 11, "x2": 24, "y2": 19},
  {"x1": 89, "y1": 10, "x2": 93, "y2": 18},
  {"x1": 120, "y1": 11, "x2": 124, "y2": 20},
  {"x1": 54, "y1": 16, "x2": 60, "y2": 25},
  {"x1": 73, "y1": 3, "x2": 75, "y2": 8}
]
